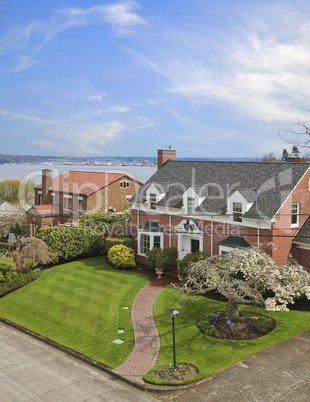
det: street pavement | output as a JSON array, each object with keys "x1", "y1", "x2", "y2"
[{"x1": 0, "y1": 322, "x2": 156, "y2": 401}]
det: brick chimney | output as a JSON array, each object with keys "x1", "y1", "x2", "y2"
[
  {"x1": 157, "y1": 149, "x2": 176, "y2": 170},
  {"x1": 42, "y1": 169, "x2": 52, "y2": 204}
]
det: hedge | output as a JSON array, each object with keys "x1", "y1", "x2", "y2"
[
  {"x1": 37, "y1": 226, "x2": 103, "y2": 262},
  {"x1": 105, "y1": 237, "x2": 133, "y2": 252},
  {"x1": 0, "y1": 263, "x2": 33, "y2": 297}
]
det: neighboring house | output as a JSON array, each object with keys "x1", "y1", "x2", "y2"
[
  {"x1": 26, "y1": 169, "x2": 143, "y2": 236},
  {"x1": 130, "y1": 149, "x2": 310, "y2": 271}
]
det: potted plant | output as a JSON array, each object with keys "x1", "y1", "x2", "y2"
[{"x1": 155, "y1": 253, "x2": 164, "y2": 278}]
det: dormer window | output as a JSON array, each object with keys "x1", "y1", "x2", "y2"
[
  {"x1": 187, "y1": 197, "x2": 195, "y2": 214},
  {"x1": 150, "y1": 193, "x2": 157, "y2": 210},
  {"x1": 233, "y1": 202, "x2": 242, "y2": 222}
]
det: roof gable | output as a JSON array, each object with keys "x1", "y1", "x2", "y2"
[{"x1": 35, "y1": 171, "x2": 142, "y2": 196}]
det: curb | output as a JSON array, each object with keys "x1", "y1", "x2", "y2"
[{"x1": 0, "y1": 317, "x2": 206, "y2": 394}]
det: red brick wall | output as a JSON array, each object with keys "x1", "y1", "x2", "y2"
[
  {"x1": 131, "y1": 209, "x2": 274, "y2": 263},
  {"x1": 293, "y1": 247, "x2": 310, "y2": 272},
  {"x1": 272, "y1": 168, "x2": 310, "y2": 266}
]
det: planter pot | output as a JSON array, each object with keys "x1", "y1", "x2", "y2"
[{"x1": 155, "y1": 268, "x2": 164, "y2": 278}]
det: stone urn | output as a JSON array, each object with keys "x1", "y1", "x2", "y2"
[{"x1": 155, "y1": 268, "x2": 164, "y2": 278}]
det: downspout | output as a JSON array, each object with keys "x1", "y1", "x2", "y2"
[
  {"x1": 211, "y1": 216, "x2": 214, "y2": 256},
  {"x1": 257, "y1": 222, "x2": 260, "y2": 253},
  {"x1": 169, "y1": 214, "x2": 172, "y2": 247}
]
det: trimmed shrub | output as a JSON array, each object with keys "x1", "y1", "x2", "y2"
[
  {"x1": 106, "y1": 237, "x2": 133, "y2": 252},
  {"x1": 146, "y1": 247, "x2": 178, "y2": 272},
  {"x1": 162, "y1": 247, "x2": 178, "y2": 272},
  {"x1": 37, "y1": 226, "x2": 103, "y2": 262},
  {"x1": 0, "y1": 262, "x2": 36, "y2": 298},
  {"x1": 79, "y1": 211, "x2": 131, "y2": 229},
  {"x1": 178, "y1": 251, "x2": 209, "y2": 277},
  {"x1": 146, "y1": 247, "x2": 162, "y2": 269},
  {"x1": 107, "y1": 245, "x2": 135, "y2": 269}
]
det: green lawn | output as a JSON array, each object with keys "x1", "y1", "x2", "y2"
[
  {"x1": 145, "y1": 288, "x2": 310, "y2": 385},
  {"x1": 0, "y1": 256, "x2": 149, "y2": 368}
]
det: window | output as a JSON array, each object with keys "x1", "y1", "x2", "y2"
[
  {"x1": 79, "y1": 199, "x2": 85, "y2": 213},
  {"x1": 120, "y1": 180, "x2": 130, "y2": 189},
  {"x1": 51, "y1": 194, "x2": 55, "y2": 205},
  {"x1": 154, "y1": 235, "x2": 161, "y2": 248},
  {"x1": 291, "y1": 203, "x2": 300, "y2": 226},
  {"x1": 187, "y1": 197, "x2": 195, "y2": 214},
  {"x1": 38, "y1": 193, "x2": 42, "y2": 205},
  {"x1": 64, "y1": 197, "x2": 72, "y2": 210},
  {"x1": 150, "y1": 193, "x2": 157, "y2": 210},
  {"x1": 233, "y1": 202, "x2": 242, "y2": 222},
  {"x1": 138, "y1": 231, "x2": 163, "y2": 255},
  {"x1": 140, "y1": 234, "x2": 150, "y2": 254}
]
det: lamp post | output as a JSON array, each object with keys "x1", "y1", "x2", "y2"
[{"x1": 168, "y1": 307, "x2": 179, "y2": 369}]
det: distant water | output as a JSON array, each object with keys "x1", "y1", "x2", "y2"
[{"x1": 0, "y1": 164, "x2": 157, "y2": 184}]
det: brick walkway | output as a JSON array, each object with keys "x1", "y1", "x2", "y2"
[{"x1": 114, "y1": 276, "x2": 175, "y2": 382}]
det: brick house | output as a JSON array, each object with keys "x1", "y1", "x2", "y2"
[
  {"x1": 130, "y1": 150, "x2": 310, "y2": 271},
  {"x1": 27, "y1": 169, "x2": 143, "y2": 236}
]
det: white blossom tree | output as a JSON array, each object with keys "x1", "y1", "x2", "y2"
[
  {"x1": 0, "y1": 205, "x2": 27, "y2": 238},
  {"x1": 173, "y1": 248, "x2": 310, "y2": 321}
]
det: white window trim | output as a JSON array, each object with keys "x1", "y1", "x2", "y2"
[
  {"x1": 291, "y1": 202, "x2": 300, "y2": 227},
  {"x1": 137, "y1": 230, "x2": 164, "y2": 256},
  {"x1": 219, "y1": 245, "x2": 235, "y2": 255}
]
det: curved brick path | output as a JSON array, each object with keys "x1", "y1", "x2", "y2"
[{"x1": 114, "y1": 276, "x2": 175, "y2": 382}]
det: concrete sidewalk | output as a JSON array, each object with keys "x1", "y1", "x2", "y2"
[
  {"x1": 156, "y1": 329, "x2": 310, "y2": 401},
  {"x1": 1, "y1": 272, "x2": 310, "y2": 401}
]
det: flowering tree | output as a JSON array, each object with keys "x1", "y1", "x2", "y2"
[
  {"x1": 0, "y1": 206, "x2": 27, "y2": 238},
  {"x1": 173, "y1": 248, "x2": 310, "y2": 321}
]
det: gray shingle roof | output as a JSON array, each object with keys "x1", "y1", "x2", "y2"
[
  {"x1": 219, "y1": 236, "x2": 251, "y2": 248},
  {"x1": 294, "y1": 216, "x2": 310, "y2": 245},
  {"x1": 130, "y1": 160, "x2": 310, "y2": 220}
]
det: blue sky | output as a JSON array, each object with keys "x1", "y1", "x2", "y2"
[{"x1": 1, "y1": 0, "x2": 310, "y2": 158}]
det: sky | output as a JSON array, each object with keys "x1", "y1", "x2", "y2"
[{"x1": 1, "y1": 0, "x2": 310, "y2": 159}]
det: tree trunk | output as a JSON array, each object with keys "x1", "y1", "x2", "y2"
[{"x1": 227, "y1": 298, "x2": 239, "y2": 321}]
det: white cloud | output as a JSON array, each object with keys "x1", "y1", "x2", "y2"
[
  {"x1": 25, "y1": 1, "x2": 146, "y2": 48},
  {"x1": 129, "y1": 4, "x2": 310, "y2": 124},
  {"x1": 0, "y1": 109, "x2": 60, "y2": 126},
  {"x1": 0, "y1": 55, "x2": 38, "y2": 73},
  {"x1": 94, "y1": 106, "x2": 132, "y2": 114},
  {"x1": 1, "y1": 108, "x2": 126, "y2": 154},
  {"x1": 87, "y1": 93, "x2": 108, "y2": 101}
]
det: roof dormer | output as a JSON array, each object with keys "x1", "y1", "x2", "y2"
[
  {"x1": 145, "y1": 183, "x2": 166, "y2": 211},
  {"x1": 183, "y1": 186, "x2": 206, "y2": 215},
  {"x1": 227, "y1": 188, "x2": 256, "y2": 222}
]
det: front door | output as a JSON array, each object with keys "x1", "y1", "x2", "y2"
[{"x1": 191, "y1": 239, "x2": 200, "y2": 253}]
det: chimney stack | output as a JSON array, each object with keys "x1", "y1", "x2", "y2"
[
  {"x1": 157, "y1": 149, "x2": 176, "y2": 170},
  {"x1": 42, "y1": 169, "x2": 52, "y2": 204}
]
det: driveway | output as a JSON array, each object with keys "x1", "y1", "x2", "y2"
[{"x1": 0, "y1": 322, "x2": 156, "y2": 401}]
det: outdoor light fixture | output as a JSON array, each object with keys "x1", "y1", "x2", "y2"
[{"x1": 168, "y1": 307, "x2": 179, "y2": 369}]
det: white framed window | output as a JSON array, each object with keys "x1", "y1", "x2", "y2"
[
  {"x1": 291, "y1": 203, "x2": 300, "y2": 226},
  {"x1": 233, "y1": 202, "x2": 242, "y2": 222},
  {"x1": 150, "y1": 193, "x2": 157, "y2": 210},
  {"x1": 120, "y1": 180, "x2": 130, "y2": 189},
  {"x1": 138, "y1": 232, "x2": 163, "y2": 256},
  {"x1": 187, "y1": 197, "x2": 195, "y2": 214}
]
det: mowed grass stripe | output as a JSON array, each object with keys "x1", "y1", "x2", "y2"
[
  {"x1": 145, "y1": 288, "x2": 310, "y2": 385},
  {"x1": 0, "y1": 256, "x2": 149, "y2": 368}
]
